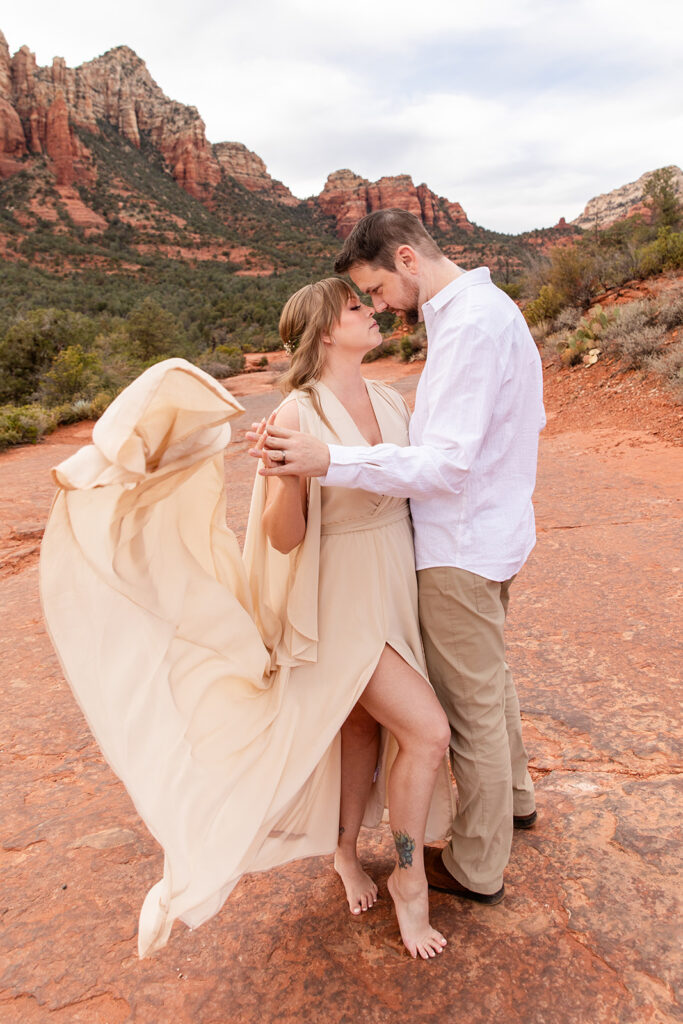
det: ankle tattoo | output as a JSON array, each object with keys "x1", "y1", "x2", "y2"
[
  {"x1": 392, "y1": 829, "x2": 415, "y2": 869},
  {"x1": 338, "y1": 825, "x2": 345, "y2": 836}
]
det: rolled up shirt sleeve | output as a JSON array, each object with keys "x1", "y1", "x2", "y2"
[{"x1": 322, "y1": 323, "x2": 504, "y2": 498}]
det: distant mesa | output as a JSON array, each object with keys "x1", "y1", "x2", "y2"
[
  {"x1": 316, "y1": 168, "x2": 474, "y2": 237},
  {"x1": 571, "y1": 166, "x2": 683, "y2": 230}
]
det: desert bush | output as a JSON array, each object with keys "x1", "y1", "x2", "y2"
[
  {"x1": 600, "y1": 300, "x2": 656, "y2": 349},
  {"x1": 616, "y1": 325, "x2": 668, "y2": 369},
  {"x1": 197, "y1": 344, "x2": 246, "y2": 379},
  {"x1": 362, "y1": 338, "x2": 398, "y2": 363},
  {"x1": 655, "y1": 290, "x2": 683, "y2": 330},
  {"x1": 548, "y1": 246, "x2": 600, "y2": 308},
  {"x1": 524, "y1": 285, "x2": 563, "y2": 327},
  {"x1": 646, "y1": 342, "x2": 683, "y2": 402},
  {"x1": 39, "y1": 344, "x2": 105, "y2": 405},
  {"x1": 638, "y1": 227, "x2": 683, "y2": 276},
  {"x1": 496, "y1": 281, "x2": 522, "y2": 300},
  {"x1": 0, "y1": 308, "x2": 99, "y2": 403},
  {"x1": 399, "y1": 325, "x2": 427, "y2": 362},
  {"x1": 50, "y1": 392, "x2": 112, "y2": 426},
  {"x1": 0, "y1": 403, "x2": 55, "y2": 450},
  {"x1": 552, "y1": 306, "x2": 582, "y2": 332}
]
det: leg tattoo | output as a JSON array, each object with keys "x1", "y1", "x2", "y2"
[
  {"x1": 338, "y1": 825, "x2": 345, "y2": 836},
  {"x1": 392, "y1": 829, "x2": 415, "y2": 869}
]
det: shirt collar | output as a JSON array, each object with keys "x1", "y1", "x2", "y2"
[{"x1": 422, "y1": 267, "x2": 492, "y2": 316}]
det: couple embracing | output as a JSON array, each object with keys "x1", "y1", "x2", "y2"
[{"x1": 41, "y1": 209, "x2": 545, "y2": 962}]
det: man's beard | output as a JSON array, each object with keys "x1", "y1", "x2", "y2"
[{"x1": 398, "y1": 278, "x2": 421, "y2": 326}]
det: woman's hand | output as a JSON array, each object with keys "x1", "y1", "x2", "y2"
[
  {"x1": 248, "y1": 412, "x2": 279, "y2": 470},
  {"x1": 248, "y1": 421, "x2": 331, "y2": 479}
]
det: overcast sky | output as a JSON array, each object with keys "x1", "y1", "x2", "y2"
[{"x1": 2, "y1": 0, "x2": 682, "y2": 233}]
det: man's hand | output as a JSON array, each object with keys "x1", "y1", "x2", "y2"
[{"x1": 247, "y1": 419, "x2": 331, "y2": 478}]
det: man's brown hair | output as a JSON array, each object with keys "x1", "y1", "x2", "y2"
[{"x1": 334, "y1": 209, "x2": 442, "y2": 274}]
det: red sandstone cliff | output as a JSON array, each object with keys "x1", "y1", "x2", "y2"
[
  {"x1": 1, "y1": 35, "x2": 223, "y2": 197},
  {"x1": 0, "y1": 31, "x2": 27, "y2": 176},
  {"x1": 315, "y1": 169, "x2": 474, "y2": 237},
  {"x1": 214, "y1": 142, "x2": 299, "y2": 206}
]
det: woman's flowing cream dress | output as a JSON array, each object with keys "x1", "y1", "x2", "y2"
[{"x1": 39, "y1": 359, "x2": 454, "y2": 957}]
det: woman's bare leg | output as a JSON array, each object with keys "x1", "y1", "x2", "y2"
[
  {"x1": 359, "y1": 645, "x2": 451, "y2": 959},
  {"x1": 335, "y1": 703, "x2": 380, "y2": 914}
]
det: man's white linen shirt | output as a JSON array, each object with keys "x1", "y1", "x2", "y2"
[{"x1": 322, "y1": 268, "x2": 546, "y2": 582}]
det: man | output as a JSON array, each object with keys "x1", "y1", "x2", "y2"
[{"x1": 255, "y1": 209, "x2": 545, "y2": 903}]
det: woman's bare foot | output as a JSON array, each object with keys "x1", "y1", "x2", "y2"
[
  {"x1": 334, "y1": 847, "x2": 378, "y2": 915},
  {"x1": 387, "y1": 868, "x2": 447, "y2": 959}
]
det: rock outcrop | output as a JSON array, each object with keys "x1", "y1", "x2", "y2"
[
  {"x1": 571, "y1": 166, "x2": 683, "y2": 230},
  {"x1": 0, "y1": 29, "x2": 478, "y2": 238},
  {"x1": 2, "y1": 37, "x2": 223, "y2": 198},
  {"x1": 315, "y1": 169, "x2": 474, "y2": 238},
  {"x1": 0, "y1": 32, "x2": 27, "y2": 175},
  {"x1": 214, "y1": 142, "x2": 299, "y2": 206}
]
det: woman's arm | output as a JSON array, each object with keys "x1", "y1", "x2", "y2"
[{"x1": 260, "y1": 400, "x2": 308, "y2": 554}]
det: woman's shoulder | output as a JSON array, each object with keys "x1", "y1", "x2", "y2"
[{"x1": 272, "y1": 395, "x2": 301, "y2": 429}]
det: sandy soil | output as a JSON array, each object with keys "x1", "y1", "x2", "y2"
[{"x1": 0, "y1": 357, "x2": 681, "y2": 1024}]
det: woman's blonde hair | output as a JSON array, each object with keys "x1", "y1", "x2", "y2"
[{"x1": 278, "y1": 277, "x2": 355, "y2": 427}]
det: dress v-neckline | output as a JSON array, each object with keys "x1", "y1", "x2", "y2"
[{"x1": 317, "y1": 379, "x2": 384, "y2": 447}]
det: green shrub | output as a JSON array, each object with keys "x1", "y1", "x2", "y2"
[
  {"x1": 548, "y1": 246, "x2": 601, "y2": 308},
  {"x1": 362, "y1": 338, "x2": 398, "y2": 363},
  {"x1": 0, "y1": 308, "x2": 99, "y2": 403},
  {"x1": 643, "y1": 168, "x2": 682, "y2": 229},
  {"x1": 39, "y1": 344, "x2": 104, "y2": 404},
  {"x1": 125, "y1": 296, "x2": 185, "y2": 361},
  {"x1": 638, "y1": 227, "x2": 683, "y2": 276},
  {"x1": 197, "y1": 345, "x2": 246, "y2": 379},
  {"x1": 496, "y1": 281, "x2": 522, "y2": 300},
  {"x1": 399, "y1": 325, "x2": 427, "y2": 362},
  {"x1": 0, "y1": 403, "x2": 55, "y2": 450},
  {"x1": 524, "y1": 285, "x2": 563, "y2": 327}
]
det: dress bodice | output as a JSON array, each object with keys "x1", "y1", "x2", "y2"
[{"x1": 293, "y1": 380, "x2": 410, "y2": 534}]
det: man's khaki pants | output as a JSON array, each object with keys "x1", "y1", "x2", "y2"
[{"x1": 417, "y1": 566, "x2": 535, "y2": 894}]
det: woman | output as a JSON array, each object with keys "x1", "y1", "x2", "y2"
[
  {"x1": 251, "y1": 278, "x2": 452, "y2": 957},
  {"x1": 40, "y1": 279, "x2": 453, "y2": 961}
]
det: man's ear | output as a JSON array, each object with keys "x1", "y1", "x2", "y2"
[{"x1": 395, "y1": 245, "x2": 419, "y2": 274}]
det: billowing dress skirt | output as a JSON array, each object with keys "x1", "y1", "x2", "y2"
[{"x1": 39, "y1": 360, "x2": 454, "y2": 956}]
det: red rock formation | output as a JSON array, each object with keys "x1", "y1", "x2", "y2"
[
  {"x1": 316, "y1": 169, "x2": 473, "y2": 238},
  {"x1": 55, "y1": 186, "x2": 107, "y2": 231},
  {"x1": 45, "y1": 91, "x2": 76, "y2": 185},
  {"x1": 2, "y1": 36, "x2": 224, "y2": 199},
  {"x1": 214, "y1": 142, "x2": 299, "y2": 206},
  {"x1": 0, "y1": 32, "x2": 26, "y2": 175}
]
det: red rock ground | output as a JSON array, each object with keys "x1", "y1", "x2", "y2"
[{"x1": 0, "y1": 356, "x2": 681, "y2": 1024}]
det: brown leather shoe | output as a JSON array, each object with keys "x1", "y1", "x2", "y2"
[
  {"x1": 423, "y1": 847, "x2": 505, "y2": 904},
  {"x1": 513, "y1": 810, "x2": 538, "y2": 829}
]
